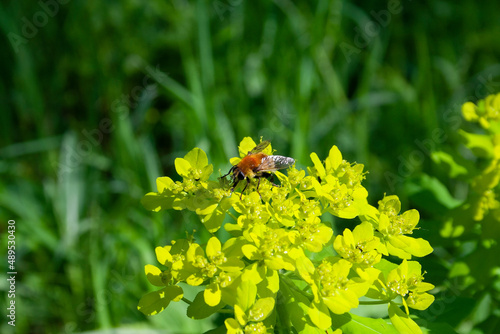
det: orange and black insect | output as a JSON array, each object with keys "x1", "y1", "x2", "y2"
[{"x1": 221, "y1": 140, "x2": 295, "y2": 197}]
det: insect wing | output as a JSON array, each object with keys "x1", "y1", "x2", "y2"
[
  {"x1": 269, "y1": 155, "x2": 295, "y2": 170},
  {"x1": 256, "y1": 155, "x2": 295, "y2": 172},
  {"x1": 248, "y1": 140, "x2": 271, "y2": 155}
]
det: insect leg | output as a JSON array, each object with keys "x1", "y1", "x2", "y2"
[
  {"x1": 255, "y1": 176, "x2": 263, "y2": 198},
  {"x1": 262, "y1": 172, "x2": 278, "y2": 187},
  {"x1": 220, "y1": 166, "x2": 236, "y2": 179},
  {"x1": 230, "y1": 178, "x2": 240, "y2": 194},
  {"x1": 239, "y1": 178, "x2": 250, "y2": 200}
]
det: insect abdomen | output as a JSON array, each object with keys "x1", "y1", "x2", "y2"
[{"x1": 238, "y1": 153, "x2": 267, "y2": 177}]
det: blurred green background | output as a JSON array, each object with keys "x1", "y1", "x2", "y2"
[{"x1": 1, "y1": 0, "x2": 500, "y2": 333}]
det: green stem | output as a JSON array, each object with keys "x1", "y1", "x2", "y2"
[
  {"x1": 281, "y1": 275, "x2": 312, "y2": 299},
  {"x1": 227, "y1": 211, "x2": 238, "y2": 221},
  {"x1": 275, "y1": 289, "x2": 292, "y2": 333},
  {"x1": 181, "y1": 297, "x2": 192, "y2": 305},
  {"x1": 359, "y1": 300, "x2": 391, "y2": 305}
]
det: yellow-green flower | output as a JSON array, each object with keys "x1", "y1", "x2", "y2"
[
  {"x1": 242, "y1": 224, "x2": 296, "y2": 271},
  {"x1": 462, "y1": 93, "x2": 500, "y2": 129},
  {"x1": 141, "y1": 147, "x2": 233, "y2": 232},
  {"x1": 174, "y1": 147, "x2": 214, "y2": 181},
  {"x1": 268, "y1": 195, "x2": 300, "y2": 227},
  {"x1": 371, "y1": 195, "x2": 433, "y2": 259},
  {"x1": 154, "y1": 239, "x2": 191, "y2": 282},
  {"x1": 234, "y1": 192, "x2": 272, "y2": 228},
  {"x1": 225, "y1": 297, "x2": 275, "y2": 334},
  {"x1": 287, "y1": 167, "x2": 306, "y2": 188},
  {"x1": 308, "y1": 146, "x2": 369, "y2": 219},
  {"x1": 291, "y1": 216, "x2": 333, "y2": 252},
  {"x1": 334, "y1": 221, "x2": 382, "y2": 267},
  {"x1": 137, "y1": 239, "x2": 192, "y2": 316},
  {"x1": 294, "y1": 197, "x2": 322, "y2": 220},
  {"x1": 184, "y1": 237, "x2": 245, "y2": 306},
  {"x1": 472, "y1": 189, "x2": 500, "y2": 221},
  {"x1": 297, "y1": 256, "x2": 379, "y2": 316},
  {"x1": 386, "y1": 260, "x2": 435, "y2": 313}
]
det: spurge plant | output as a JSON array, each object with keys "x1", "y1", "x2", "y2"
[{"x1": 138, "y1": 137, "x2": 434, "y2": 333}]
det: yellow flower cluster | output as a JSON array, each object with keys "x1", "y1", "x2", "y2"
[
  {"x1": 138, "y1": 137, "x2": 434, "y2": 333},
  {"x1": 457, "y1": 93, "x2": 500, "y2": 223}
]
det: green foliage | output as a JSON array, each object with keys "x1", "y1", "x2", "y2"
[
  {"x1": 408, "y1": 93, "x2": 500, "y2": 332},
  {"x1": 139, "y1": 137, "x2": 434, "y2": 333},
  {"x1": 438, "y1": 93, "x2": 500, "y2": 240},
  {"x1": 2, "y1": 0, "x2": 500, "y2": 332}
]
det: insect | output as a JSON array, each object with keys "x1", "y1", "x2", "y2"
[{"x1": 221, "y1": 140, "x2": 295, "y2": 197}]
